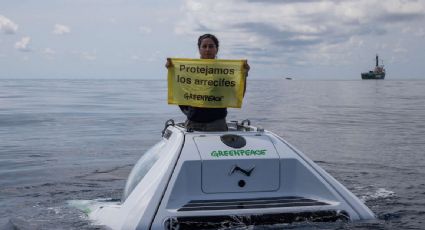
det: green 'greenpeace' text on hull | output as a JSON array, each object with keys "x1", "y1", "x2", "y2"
[{"x1": 361, "y1": 55, "x2": 386, "y2": 80}]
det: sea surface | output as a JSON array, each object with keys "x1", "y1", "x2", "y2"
[{"x1": 1, "y1": 79, "x2": 424, "y2": 229}]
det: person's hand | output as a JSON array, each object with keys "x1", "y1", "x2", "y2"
[
  {"x1": 165, "y1": 58, "x2": 173, "y2": 68},
  {"x1": 243, "y1": 60, "x2": 250, "y2": 76}
]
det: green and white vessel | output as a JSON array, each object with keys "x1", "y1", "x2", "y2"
[
  {"x1": 82, "y1": 120, "x2": 375, "y2": 229},
  {"x1": 361, "y1": 55, "x2": 386, "y2": 80}
]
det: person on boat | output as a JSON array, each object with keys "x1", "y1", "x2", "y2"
[{"x1": 166, "y1": 33, "x2": 250, "y2": 131}]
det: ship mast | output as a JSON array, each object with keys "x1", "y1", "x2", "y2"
[{"x1": 376, "y1": 54, "x2": 379, "y2": 67}]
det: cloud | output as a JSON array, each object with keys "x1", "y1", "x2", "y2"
[
  {"x1": 131, "y1": 55, "x2": 141, "y2": 60},
  {"x1": 176, "y1": 0, "x2": 425, "y2": 65},
  {"x1": 402, "y1": 26, "x2": 425, "y2": 37},
  {"x1": 14, "y1": 36, "x2": 31, "y2": 51},
  {"x1": 43, "y1": 48, "x2": 56, "y2": 55},
  {"x1": 245, "y1": 0, "x2": 316, "y2": 2},
  {"x1": 0, "y1": 15, "x2": 18, "y2": 34},
  {"x1": 139, "y1": 26, "x2": 152, "y2": 34},
  {"x1": 81, "y1": 51, "x2": 96, "y2": 61},
  {"x1": 109, "y1": 18, "x2": 117, "y2": 24},
  {"x1": 53, "y1": 24, "x2": 71, "y2": 35}
]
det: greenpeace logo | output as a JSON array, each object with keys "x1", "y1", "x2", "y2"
[
  {"x1": 184, "y1": 93, "x2": 224, "y2": 102},
  {"x1": 210, "y1": 149, "x2": 266, "y2": 158}
]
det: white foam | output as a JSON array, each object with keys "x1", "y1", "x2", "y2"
[
  {"x1": 46, "y1": 207, "x2": 61, "y2": 215},
  {"x1": 360, "y1": 188, "x2": 395, "y2": 202},
  {"x1": 67, "y1": 198, "x2": 119, "y2": 215}
]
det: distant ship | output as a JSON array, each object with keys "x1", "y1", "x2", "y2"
[{"x1": 361, "y1": 55, "x2": 385, "y2": 80}]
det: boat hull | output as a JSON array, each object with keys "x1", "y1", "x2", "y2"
[
  {"x1": 361, "y1": 72, "x2": 385, "y2": 80},
  {"x1": 87, "y1": 121, "x2": 375, "y2": 229}
]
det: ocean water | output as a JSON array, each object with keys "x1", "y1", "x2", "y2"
[{"x1": 1, "y1": 79, "x2": 425, "y2": 229}]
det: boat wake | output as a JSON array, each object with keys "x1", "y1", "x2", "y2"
[{"x1": 67, "y1": 198, "x2": 120, "y2": 215}]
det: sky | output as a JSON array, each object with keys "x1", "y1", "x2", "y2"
[{"x1": 1, "y1": 0, "x2": 425, "y2": 80}]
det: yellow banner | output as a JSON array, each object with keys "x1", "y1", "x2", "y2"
[{"x1": 167, "y1": 58, "x2": 246, "y2": 108}]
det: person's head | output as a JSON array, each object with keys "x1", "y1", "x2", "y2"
[{"x1": 198, "y1": 34, "x2": 219, "y2": 59}]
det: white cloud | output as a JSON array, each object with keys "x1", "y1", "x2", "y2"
[
  {"x1": 22, "y1": 55, "x2": 30, "y2": 61},
  {"x1": 417, "y1": 29, "x2": 425, "y2": 37},
  {"x1": 109, "y1": 18, "x2": 117, "y2": 24},
  {"x1": 43, "y1": 48, "x2": 56, "y2": 55},
  {"x1": 392, "y1": 41, "x2": 408, "y2": 54},
  {"x1": 14, "y1": 36, "x2": 31, "y2": 51},
  {"x1": 393, "y1": 46, "x2": 408, "y2": 54},
  {"x1": 402, "y1": 26, "x2": 425, "y2": 37},
  {"x1": 0, "y1": 15, "x2": 18, "y2": 34},
  {"x1": 176, "y1": 0, "x2": 425, "y2": 66},
  {"x1": 131, "y1": 55, "x2": 141, "y2": 60},
  {"x1": 81, "y1": 51, "x2": 96, "y2": 61},
  {"x1": 53, "y1": 24, "x2": 71, "y2": 35},
  {"x1": 139, "y1": 26, "x2": 152, "y2": 34}
]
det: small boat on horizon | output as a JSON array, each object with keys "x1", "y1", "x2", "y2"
[{"x1": 361, "y1": 55, "x2": 385, "y2": 80}]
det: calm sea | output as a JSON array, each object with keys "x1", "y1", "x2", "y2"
[{"x1": 1, "y1": 79, "x2": 424, "y2": 229}]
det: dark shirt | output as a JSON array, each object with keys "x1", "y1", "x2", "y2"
[{"x1": 179, "y1": 106, "x2": 227, "y2": 123}]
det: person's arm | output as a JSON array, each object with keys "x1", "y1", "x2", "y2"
[{"x1": 243, "y1": 60, "x2": 250, "y2": 96}]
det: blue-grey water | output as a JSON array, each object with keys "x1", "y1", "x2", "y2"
[{"x1": 1, "y1": 79, "x2": 424, "y2": 229}]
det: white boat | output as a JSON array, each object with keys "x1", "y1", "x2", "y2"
[{"x1": 88, "y1": 120, "x2": 375, "y2": 229}]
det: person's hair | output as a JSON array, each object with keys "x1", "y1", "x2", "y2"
[{"x1": 198, "y1": 34, "x2": 219, "y2": 49}]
